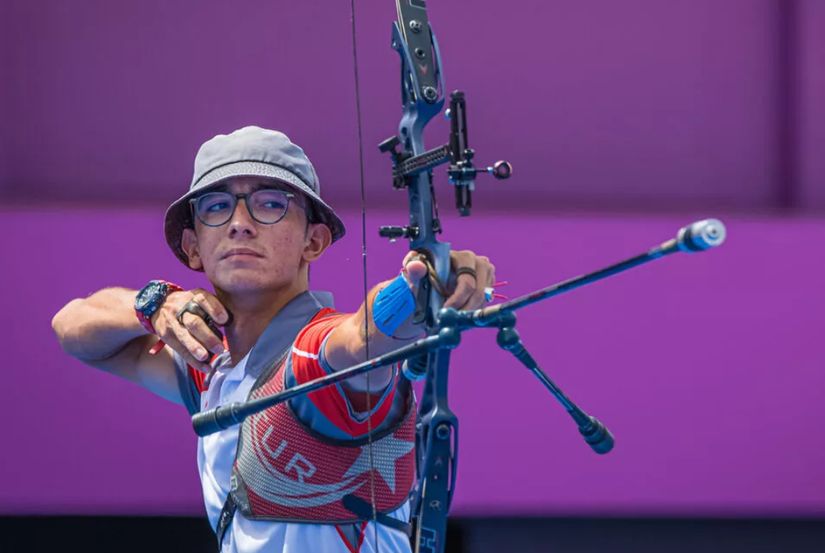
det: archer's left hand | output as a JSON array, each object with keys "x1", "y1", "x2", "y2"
[{"x1": 403, "y1": 250, "x2": 496, "y2": 311}]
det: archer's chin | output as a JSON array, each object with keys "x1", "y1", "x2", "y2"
[{"x1": 210, "y1": 267, "x2": 284, "y2": 295}]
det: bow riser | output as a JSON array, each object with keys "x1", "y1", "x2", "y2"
[{"x1": 390, "y1": 5, "x2": 457, "y2": 553}]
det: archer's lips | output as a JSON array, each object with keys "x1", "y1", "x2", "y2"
[{"x1": 222, "y1": 248, "x2": 264, "y2": 259}]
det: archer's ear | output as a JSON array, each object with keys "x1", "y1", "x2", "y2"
[
  {"x1": 303, "y1": 223, "x2": 333, "y2": 263},
  {"x1": 181, "y1": 227, "x2": 203, "y2": 271}
]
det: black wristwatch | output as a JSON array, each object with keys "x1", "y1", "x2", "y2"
[{"x1": 135, "y1": 280, "x2": 182, "y2": 334}]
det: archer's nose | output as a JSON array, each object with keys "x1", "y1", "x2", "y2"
[{"x1": 228, "y1": 198, "x2": 258, "y2": 237}]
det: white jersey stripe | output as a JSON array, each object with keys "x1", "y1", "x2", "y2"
[{"x1": 292, "y1": 346, "x2": 320, "y2": 360}]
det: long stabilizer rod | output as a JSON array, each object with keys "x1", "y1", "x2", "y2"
[{"x1": 469, "y1": 219, "x2": 726, "y2": 327}]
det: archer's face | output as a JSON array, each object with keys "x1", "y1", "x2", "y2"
[{"x1": 181, "y1": 176, "x2": 328, "y2": 295}]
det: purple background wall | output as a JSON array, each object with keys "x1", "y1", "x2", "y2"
[
  {"x1": 799, "y1": 0, "x2": 825, "y2": 208},
  {"x1": 6, "y1": 0, "x2": 820, "y2": 211},
  {"x1": 2, "y1": 0, "x2": 824, "y2": 517}
]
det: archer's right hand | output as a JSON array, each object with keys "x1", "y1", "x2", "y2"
[{"x1": 151, "y1": 289, "x2": 230, "y2": 372}]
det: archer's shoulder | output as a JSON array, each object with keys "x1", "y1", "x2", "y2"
[{"x1": 295, "y1": 308, "x2": 348, "y2": 346}]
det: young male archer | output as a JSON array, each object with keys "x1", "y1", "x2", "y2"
[{"x1": 52, "y1": 125, "x2": 495, "y2": 553}]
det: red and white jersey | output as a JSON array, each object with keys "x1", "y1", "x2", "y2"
[{"x1": 176, "y1": 293, "x2": 414, "y2": 553}]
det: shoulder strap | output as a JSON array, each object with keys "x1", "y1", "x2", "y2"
[
  {"x1": 343, "y1": 494, "x2": 413, "y2": 536},
  {"x1": 215, "y1": 490, "x2": 237, "y2": 550}
]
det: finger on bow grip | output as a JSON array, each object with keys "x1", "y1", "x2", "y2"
[
  {"x1": 444, "y1": 277, "x2": 476, "y2": 309},
  {"x1": 419, "y1": 256, "x2": 450, "y2": 298},
  {"x1": 409, "y1": 251, "x2": 450, "y2": 325}
]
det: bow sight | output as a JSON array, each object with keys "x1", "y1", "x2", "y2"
[{"x1": 378, "y1": 90, "x2": 512, "y2": 230}]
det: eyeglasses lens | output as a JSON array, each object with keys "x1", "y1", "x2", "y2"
[{"x1": 195, "y1": 190, "x2": 290, "y2": 226}]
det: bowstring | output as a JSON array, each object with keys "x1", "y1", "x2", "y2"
[{"x1": 349, "y1": 0, "x2": 381, "y2": 550}]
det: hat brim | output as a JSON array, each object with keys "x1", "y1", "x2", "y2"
[{"x1": 164, "y1": 160, "x2": 346, "y2": 269}]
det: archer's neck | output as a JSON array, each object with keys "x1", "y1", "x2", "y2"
[{"x1": 217, "y1": 281, "x2": 308, "y2": 366}]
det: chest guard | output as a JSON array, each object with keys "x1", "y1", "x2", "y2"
[{"x1": 228, "y1": 355, "x2": 416, "y2": 525}]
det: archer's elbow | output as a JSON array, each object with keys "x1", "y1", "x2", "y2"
[{"x1": 52, "y1": 299, "x2": 86, "y2": 358}]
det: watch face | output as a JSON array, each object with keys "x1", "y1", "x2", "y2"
[{"x1": 136, "y1": 281, "x2": 165, "y2": 312}]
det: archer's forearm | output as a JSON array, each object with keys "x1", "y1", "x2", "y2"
[
  {"x1": 52, "y1": 287, "x2": 148, "y2": 362},
  {"x1": 324, "y1": 279, "x2": 423, "y2": 385},
  {"x1": 355, "y1": 281, "x2": 423, "y2": 353}
]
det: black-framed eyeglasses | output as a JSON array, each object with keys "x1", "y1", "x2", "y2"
[{"x1": 189, "y1": 189, "x2": 295, "y2": 227}]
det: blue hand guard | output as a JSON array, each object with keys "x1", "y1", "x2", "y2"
[{"x1": 373, "y1": 272, "x2": 416, "y2": 336}]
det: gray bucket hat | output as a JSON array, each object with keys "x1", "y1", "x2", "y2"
[{"x1": 164, "y1": 125, "x2": 346, "y2": 268}]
